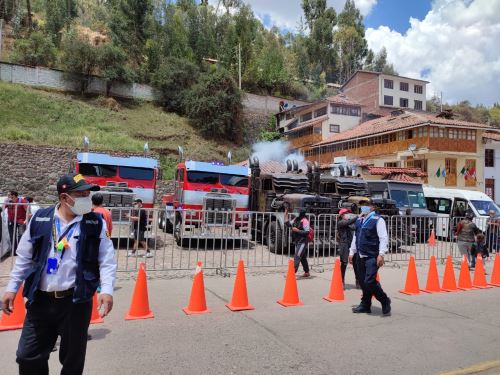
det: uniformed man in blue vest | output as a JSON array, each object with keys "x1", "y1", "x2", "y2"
[
  {"x1": 1, "y1": 173, "x2": 117, "y2": 375},
  {"x1": 349, "y1": 200, "x2": 391, "y2": 315}
]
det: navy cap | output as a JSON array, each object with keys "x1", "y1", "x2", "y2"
[{"x1": 57, "y1": 173, "x2": 100, "y2": 195}]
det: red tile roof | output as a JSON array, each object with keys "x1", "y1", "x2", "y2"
[
  {"x1": 383, "y1": 174, "x2": 421, "y2": 183},
  {"x1": 483, "y1": 131, "x2": 500, "y2": 141},
  {"x1": 367, "y1": 166, "x2": 427, "y2": 177},
  {"x1": 316, "y1": 110, "x2": 490, "y2": 146}
]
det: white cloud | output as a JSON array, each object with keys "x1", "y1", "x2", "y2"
[
  {"x1": 208, "y1": 0, "x2": 377, "y2": 32},
  {"x1": 365, "y1": 0, "x2": 500, "y2": 106}
]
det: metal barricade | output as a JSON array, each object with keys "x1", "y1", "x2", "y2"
[{"x1": 2, "y1": 205, "x2": 500, "y2": 278}]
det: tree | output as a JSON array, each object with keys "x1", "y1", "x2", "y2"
[
  {"x1": 98, "y1": 43, "x2": 135, "y2": 96},
  {"x1": 109, "y1": 0, "x2": 153, "y2": 67},
  {"x1": 151, "y1": 57, "x2": 199, "y2": 113},
  {"x1": 335, "y1": 0, "x2": 368, "y2": 83},
  {"x1": 11, "y1": 31, "x2": 56, "y2": 66},
  {"x1": 183, "y1": 67, "x2": 242, "y2": 140},
  {"x1": 45, "y1": 0, "x2": 77, "y2": 44},
  {"x1": 60, "y1": 28, "x2": 99, "y2": 94}
]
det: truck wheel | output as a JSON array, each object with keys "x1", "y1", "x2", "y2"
[
  {"x1": 267, "y1": 221, "x2": 283, "y2": 254},
  {"x1": 164, "y1": 218, "x2": 174, "y2": 234}
]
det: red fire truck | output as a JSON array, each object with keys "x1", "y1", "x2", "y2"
[
  {"x1": 160, "y1": 159, "x2": 251, "y2": 246},
  {"x1": 73, "y1": 152, "x2": 160, "y2": 238}
]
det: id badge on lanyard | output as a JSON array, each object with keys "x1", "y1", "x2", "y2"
[{"x1": 47, "y1": 217, "x2": 76, "y2": 275}]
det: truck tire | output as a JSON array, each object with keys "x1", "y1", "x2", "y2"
[
  {"x1": 164, "y1": 218, "x2": 174, "y2": 234},
  {"x1": 158, "y1": 211, "x2": 165, "y2": 230},
  {"x1": 267, "y1": 221, "x2": 283, "y2": 254}
]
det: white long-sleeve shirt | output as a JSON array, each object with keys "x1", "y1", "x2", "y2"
[
  {"x1": 5, "y1": 207, "x2": 117, "y2": 296},
  {"x1": 349, "y1": 213, "x2": 389, "y2": 257}
]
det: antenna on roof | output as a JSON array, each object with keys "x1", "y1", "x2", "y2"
[{"x1": 83, "y1": 136, "x2": 90, "y2": 152}]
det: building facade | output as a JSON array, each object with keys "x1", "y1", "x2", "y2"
[
  {"x1": 341, "y1": 70, "x2": 428, "y2": 120},
  {"x1": 304, "y1": 110, "x2": 490, "y2": 190},
  {"x1": 483, "y1": 132, "x2": 500, "y2": 203},
  {"x1": 276, "y1": 94, "x2": 361, "y2": 152}
]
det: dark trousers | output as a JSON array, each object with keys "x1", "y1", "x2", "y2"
[
  {"x1": 356, "y1": 257, "x2": 389, "y2": 307},
  {"x1": 294, "y1": 242, "x2": 310, "y2": 273},
  {"x1": 8, "y1": 222, "x2": 22, "y2": 254},
  {"x1": 16, "y1": 293, "x2": 92, "y2": 375}
]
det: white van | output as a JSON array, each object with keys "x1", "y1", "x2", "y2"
[{"x1": 423, "y1": 186, "x2": 500, "y2": 238}]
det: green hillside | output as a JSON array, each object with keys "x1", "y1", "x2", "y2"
[{"x1": 0, "y1": 82, "x2": 249, "y2": 178}]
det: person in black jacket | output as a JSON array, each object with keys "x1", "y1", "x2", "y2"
[
  {"x1": 337, "y1": 208, "x2": 359, "y2": 287},
  {"x1": 284, "y1": 207, "x2": 310, "y2": 277}
]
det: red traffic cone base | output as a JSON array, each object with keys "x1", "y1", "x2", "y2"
[
  {"x1": 125, "y1": 263, "x2": 154, "y2": 320},
  {"x1": 399, "y1": 256, "x2": 420, "y2": 295}
]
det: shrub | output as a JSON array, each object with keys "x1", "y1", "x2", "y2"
[
  {"x1": 183, "y1": 67, "x2": 242, "y2": 140},
  {"x1": 11, "y1": 32, "x2": 57, "y2": 67}
]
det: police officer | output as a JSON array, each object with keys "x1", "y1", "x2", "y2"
[
  {"x1": 349, "y1": 201, "x2": 391, "y2": 315},
  {"x1": 1, "y1": 173, "x2": 117, "y2": 375}
]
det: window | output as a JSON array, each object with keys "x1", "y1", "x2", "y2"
[
  {"x1": 407, "y1": 159, "x2": 428, "y2": 173},
  {"x1": 439, "y1": 128, "x2": 445, "y2": 138},
  {"x1": 384, "y1": 95, "x2": 393, "y2": 106},
  {"x1": 426, "y1": 198, "x2": 451, "y2": 214},
  {"x1": 300, "y1": 112, "x2": 312, "y2": 122},
  {"x1": 384, "y1": 162, "x2": 399, "y2": 167},
  {"x1": 414, "y1": 85, "x2": 423, "y2": 94},
  {"x1": 400, "y1": 98, "x2": 409, "y2": 108},
  {"x1": 79, "y1": 163, "x2": 117, "y2": 177},
  {"x1": 350, "y1": 107, "x2": 360, "y2": 116},
  {"x1": 486, "y1": 149, "x2": 495, "y2": 167},
  {"x1": 449, "y1": 129, "x2": 457, "y2": 139},
  {"x1": 313, "y1": 126, "x2": 322, "y2": 134},
  {"x1": 384, "y1": 79, "x2": 393, "y2": 89},
  {"x1": 400, "y1": 82, "x2": 409, "y2": 91},
  {"x1": 288, "y1": 119, "x2": 298, "y2": 130},
  {"x1": 220, "y1": 174, "x2": 249, "y2": 187},
  {"x1": 119, "y1": 167, "x2": 155, "y2": 180},
  {"x1": 330, "y1": 124, "x2": 340, "y2": 133},
  {"x1": 315, "y1": 106, "x2": 327, "y2": 117},
  {"x1": 414, "y1": 100, "x2": 423, "y2": 110},
  {"x1": 486, "y1": 179, "x2": 495, "y2": 201}
]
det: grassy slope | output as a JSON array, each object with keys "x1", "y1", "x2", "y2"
[{"x1": 0, "y1": 82, "x2": 249, "y2": 178}]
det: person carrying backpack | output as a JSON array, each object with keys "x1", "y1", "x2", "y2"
[{"x1": 285, "y1": 207, "x2": 311, "y2": 278}]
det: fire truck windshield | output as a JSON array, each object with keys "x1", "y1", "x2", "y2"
[
  {"x1": 119, "y1": 166, "x2": 155, "y2": 180},
  {"x1": 79, "y1": 163, "x2": 117, "y2": 177},
  {"x1": 187, "y1": 171, "x2": 248, "y2": 187}
]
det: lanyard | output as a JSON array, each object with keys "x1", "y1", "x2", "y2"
[
  {"x1": 52, "y1": 217, "x2": 77, "y2": 262},
  {"x1": 362, "y1": 212, "x2": 376, "y2": 228}
]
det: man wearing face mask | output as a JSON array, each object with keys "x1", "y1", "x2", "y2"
[
  {"x1": 348, "y1": 201, "x2": 391, "y2": 315},
  {"x1": 1, "y1": 173, "x2": 117, "y2": 375}
]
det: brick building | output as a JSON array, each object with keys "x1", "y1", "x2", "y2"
[
  {"x1": 341, "y1": 70, "x2": 428, "y2": 121},
  {"x1": 304, "y1": 110, "x2": 490, "y2": 190}
]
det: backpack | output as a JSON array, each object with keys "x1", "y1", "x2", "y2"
[{"x1": 301, "y1": 217, "x2": 314, "y2": 242}]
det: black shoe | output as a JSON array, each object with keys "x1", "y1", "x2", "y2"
[
  {"x1": 382, "y1": 298, "x2": 392, "y2": 315},
  {"x1": 352, "y1": 305, "x2": 371, "y2": 314}
]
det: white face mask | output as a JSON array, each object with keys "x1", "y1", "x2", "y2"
[{"x1": 66, "y1": 195, "x2": 92, "y2": 216}]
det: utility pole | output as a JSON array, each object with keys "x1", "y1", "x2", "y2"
[
  {"x1": 0, "y1": 18, "x2": 3, "y2": 61},
  {"x1": 440, "y1": 91, "x2": 443, "y2": 112},
  {"x1": 238, "y1": 43, "x2": 242, "y2": 90}
]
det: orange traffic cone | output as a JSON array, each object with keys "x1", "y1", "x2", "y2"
[
  {"x1": 125, "y1": 263, "x2": 154, "y2": 320},
  {"x1": 473, "y1": 255, "x2": 492, "y2": 289},
  {"x1": 277, "y1": 259, "x2": 303, "y2": 307},
  {"x1": 90, "y1": 293, "x2": 104, "y2": 324},
  {"x1": 323, "y1": 258, "x2": 344, "y2": 302},
  {"x1": 183, "y1": 262, "x2": 210, "y2": 314},
  {"x1": 0, "y1": 285, "x2": 26, "y2": 331},
  {"x1": 422, "y1": 256, "x2": 445, "y2": 293},
  {"x1": 442, "y1": 255, "x2": 459, "y2": 292},
  {"x1": 226, "y1": 260, "x2": 254, "y2": 311},
  {"x1": 399, "y1": 256, "x2": 420, "y2": 295},
  {"x1": 490, "y1": 253, "x2": 500, "y2": 287},
  {"x1": 457, "y1": 256, "x2": 473, "y2": 290},
  {"x1": 428, "y1": 229, "x2": 437, "y2": 247}
]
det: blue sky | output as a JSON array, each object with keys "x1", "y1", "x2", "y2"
[{"x1": 364, "y1": 0, "x2": 432, "y2": 33}]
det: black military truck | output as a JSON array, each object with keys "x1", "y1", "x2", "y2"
[
  {"x1": 248, "y1": 158, "x2": 334, "y2": 253},
  {"x1": 367, "y1": 180, "x2": 437, "y2": 244}
]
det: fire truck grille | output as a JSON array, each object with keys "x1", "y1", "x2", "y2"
[{"x1": 203, "y1": 197, "x2": 235, "y2": 225}]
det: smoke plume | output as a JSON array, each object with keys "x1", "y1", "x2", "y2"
[{"x1": 251, "y1": 140, "x2": 304, "y2": 163}]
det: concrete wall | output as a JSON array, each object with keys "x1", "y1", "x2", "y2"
[{"x1": 243, "y1": 93, "x2": 308, "y2": 115}]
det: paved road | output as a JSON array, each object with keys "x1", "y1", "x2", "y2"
[{"x1": 1, "y1": 262, "x2": 500, "y2": 374}]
